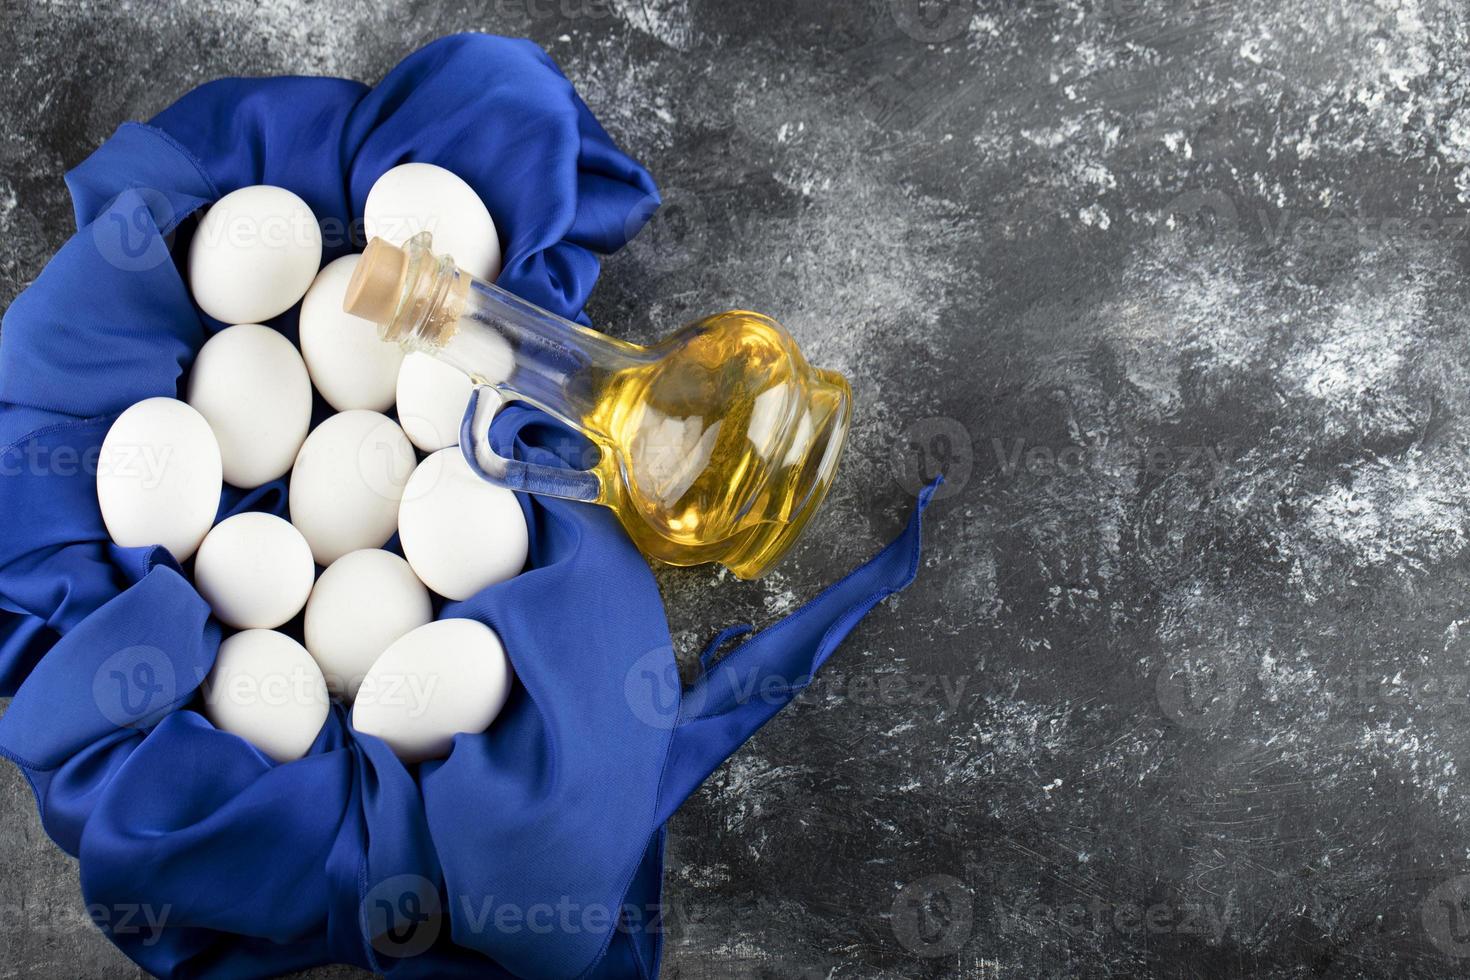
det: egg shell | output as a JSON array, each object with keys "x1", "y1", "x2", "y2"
[
  {"x1": 97, "y1": 397, "x2": 222, "y2": 562},
  {"x1": 289, "y1": 411, "x2": 415, "y2": 566},
  {"x1": 186, "y1": 323, "x2": 313, "y2": 488},
  {"x1": 398, "y1": 446, "x2": 528, "y2": 600},
  {"x1": 193, "y1": 512, "x2": 315, "y2": 629},
  {"x1": 299, "y1": 254, "x2": 405, "y2": 412},
  {"x1": 203, "y1": 629, "x2": 329, "y2": 763},
  {"x1": 363, "y1": 162, "x2": 502, "y2": 281},
  {"x1": 351, "y1": 618, "x2": 512, "y2": 763},
  {"x1": 395, "y1": 351, "x2": 499, "y2": 453},
  {"x1": 188, "y1": 185, "x2": 323, "y2": 324},
  {"x1": 304, "y1": 549, "x2": 433, "y2": 700}
]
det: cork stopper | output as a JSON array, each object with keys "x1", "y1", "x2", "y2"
[{"x1": 345, "y1": 237, "x2": 409, "y2": 324}]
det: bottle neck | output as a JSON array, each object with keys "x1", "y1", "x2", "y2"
[
  {"x1": 365, "y1": 233, "x2": 647, "y2": 434},
  {"x1": 437, "y1": 275, "x2": 649, "y2": 428}
]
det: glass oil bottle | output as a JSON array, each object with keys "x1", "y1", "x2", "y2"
[{"x1": 344, "y1": 232, "x2": 851, "y2": 579}]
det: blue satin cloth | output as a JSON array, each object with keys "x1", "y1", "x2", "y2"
[{"x1": 0, "y1": 34, "x2": 932, "y2": 979}]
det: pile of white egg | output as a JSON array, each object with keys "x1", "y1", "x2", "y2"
[{"x1": 95, "y1": 164, "x2": 521, "y2": 765}]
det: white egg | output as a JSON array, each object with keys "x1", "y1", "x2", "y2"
[
  {"x1": 364, "y1": 163, "x2": 502, "y2": 281},
  {"x1": 299, "y1": 255, "x2": 405, "y2": 412},
  {"x1": 352, "y1": 618, "x2": 511, "y2": 763},
  {"x1": 186, "y1": 323, "x2": 313, "y2": 487},
  {"x1": 398, "y1": 446, "x2": 528, "y2": 600},
  {"x1": 203, "y1": 629, "x2": 329, "y2": 763},
  {"x1": 193, "y1": 512, "x2": 315, "y2": 630},
  {"x1": 289, "y1": 411, "x2": 415, "y2": 566},
  {"x1": 188, "y1": 185, "x2": 323, "y2": 323},
  {"x1": 304, "y1": 549, "x2": 432, "y2": 700},
  {"x1": 395, "y1": 351, "x2": 497, "y2": 453},
  {"x1": 97, "y1": 397, "x2": 222, "y2": 562}
]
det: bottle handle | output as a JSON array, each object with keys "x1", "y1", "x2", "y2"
[{"x1": 459, "y1": 386, "x2": 602, "y2": 503}]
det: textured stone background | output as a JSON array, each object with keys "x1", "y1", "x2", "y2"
[{"x1": 5, "y1": 0, "x2": 1470, "y2": 977}]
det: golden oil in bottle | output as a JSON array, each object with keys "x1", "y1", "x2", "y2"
[
  {"x1": 585, "y1": 311, "x2": 851, "y2": 577},
  {"x1": 346, "y1": 234, "x2": 851, "y2": 579}
]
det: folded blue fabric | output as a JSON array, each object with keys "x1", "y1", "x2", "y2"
[{"x1": 0, "y1": 33, "x2": 931, "y2": 979}]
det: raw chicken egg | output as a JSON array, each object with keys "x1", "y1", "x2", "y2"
[
  {"x1": 193, "y1": 512, "x2": 315, "y2": 630},
  {"x1": 289, "y1": 411, "x2": 415, "y2": 565},
  {"x1": 186, "y1": 323, "x2": 312, "y2": 488},
  {"x1": 203, "y1": 629, "x2": 329, "y2": 763},
  {"x1": 395, "y1": 351, "x2": 491, "y2": 453},
  {"x1": 304, "y1": 549, "x2": 432, "y2": 700},
  {"x1": 397, "y1": 446, "x2": 528, "y2": 600},
  {"x1": 352, "y1": 618, "x2": 512, "y2": 763},
  {"x1": 97, "y1": 397, "x2": 222, "y2": 562},
  {"x1": 363, "y1": 162, "x2": 501, "y2": 281},
  {"x1": 299, "y1": 254, "x2": 404, "y2": 412},
  {"x1": 188, "y1": 185, "x2": 322, "y2": 324}
]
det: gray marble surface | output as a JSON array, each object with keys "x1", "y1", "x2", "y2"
[{"x1": 5, "y1": 0, "x2": 1470, "y2": 977}]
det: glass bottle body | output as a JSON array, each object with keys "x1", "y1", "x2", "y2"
[{"x1": 348, "y1": 233, "x2": 851, "y2": 579}]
